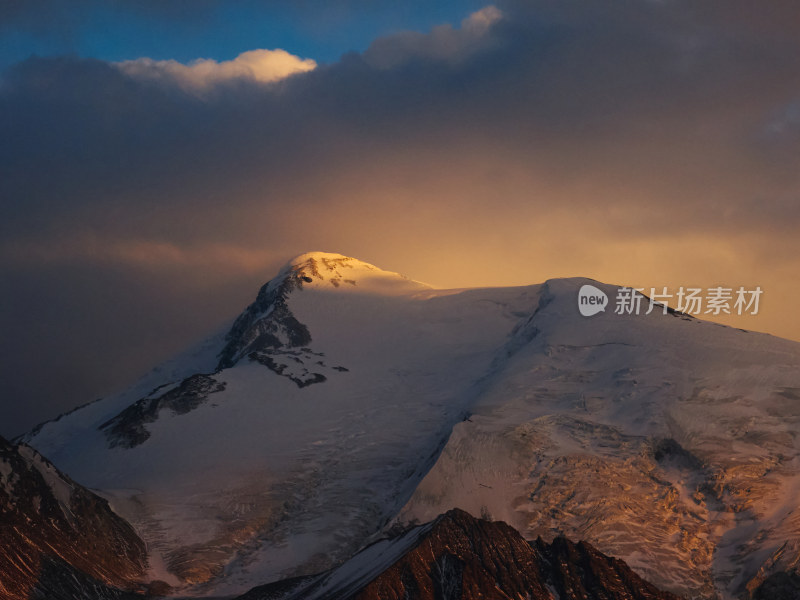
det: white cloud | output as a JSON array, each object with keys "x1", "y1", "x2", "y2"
[{"x1": 117, "y1": 48, "x2": 316, "y2": 92}]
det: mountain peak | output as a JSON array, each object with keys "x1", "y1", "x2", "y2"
[
  {"x1": 278, "y1": 251, "x2": 429, "y2": 295},
  {"x1": 216, "y1": 252, "x2": 427, "y2": 371},
  {"x1": 285, "y1": 251, "x2": 358, "y2": 266}
]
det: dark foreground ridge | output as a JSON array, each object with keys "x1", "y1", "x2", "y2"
[
  {"x1": 237, "y1": 508, "x2": 685, "y2": 600},
  {"x1": 0, "y1": 435, "x2": 154, "y2": 600}
]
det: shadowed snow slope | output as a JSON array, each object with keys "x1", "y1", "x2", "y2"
[{"x1": 22, "y1": 253, "x2": 800, "y2": 599}]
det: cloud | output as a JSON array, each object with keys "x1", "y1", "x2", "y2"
[
  {"x1": 0, "y1": 237, "x2": 280, "y2": 273},
  {"x1": 116, "y1": 49, "x2": 316, "y2": 93},
  {"x1": 0, "y1": 0, "x2": 224, "y2": 33},
  {"x1": 2, "y1": 1, "x2": 800, "y2": 436},
  {"x1": 363, "y1": 5, "x2": 503, "y2": 68}
]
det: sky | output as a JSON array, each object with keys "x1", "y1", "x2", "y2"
[{"x1": 1, "y1": 1, "x2": 800, "y2": 438}]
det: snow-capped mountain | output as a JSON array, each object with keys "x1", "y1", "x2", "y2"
[
  {"x1": 21, "y1": 252, "x2": 800, "y2": 599},
  {"x1": 23, "y1": 252, "x2": 542, "y2": 595},
  {"x1": 0, "y1": 435, "x2": 148, "y2": 599}
]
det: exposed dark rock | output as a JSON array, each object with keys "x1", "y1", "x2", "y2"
[
  {"x1": 100, "y1": 373, "x2": 226, "y2": 448},
  {"x1": 216, "y1": 265, "x2": 312, "y2": 371},
  {"x1": 236, "y1": 508, "x2": 684, "y2": 600},
  {"x1": 249, "y1": 352, "x2": 328, "y2": 388},
  {"x1": 0, "y1": 436, "x2": 148, "y2": 600},
  {"x1": 28, "y1": 557, "x2": 145, "y2": 600},
  {"x1": 651, "y1": 438, "x2": 704, "y2": 470},
  {"x1": 145, "y1": 579, "x2": 173, "y2": 596},
  {"x1": 213, "y1": 258, "x2": 355, "y2": 389},
  {"x1": 752, "y1": 571, "x2": 800, "y2": 600}
]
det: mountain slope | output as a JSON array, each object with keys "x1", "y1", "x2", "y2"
[
  {"x1": 0, "y1": 435, "x2": 149, "y2": 600},
  {"x1": 23, "y1": 252, "x2": 543, "y2": 595},
  {"x1": 236, "y1": 508, "x2": 684, "y2": 600},
  {"x1": 397, "y1": 278, "x2": 800, "y2": 599}
]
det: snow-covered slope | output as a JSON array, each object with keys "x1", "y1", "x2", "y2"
[
  {"x1": 22, "y1": 253, "x2": 800, "y2": 599},
  {"x1": 397, "y1": 278, "x2": 800, "y2": 600}
]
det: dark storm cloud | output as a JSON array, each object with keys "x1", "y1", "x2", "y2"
[
  {"x1": 2, "y1": 1, "x2": 800, "y2": 436},
  {"x1": 0, "y1": 0, "x2": 221, "y2": 31},
  {"x1": 4, "y1": 1, "x2": 796, "y2": 238}
]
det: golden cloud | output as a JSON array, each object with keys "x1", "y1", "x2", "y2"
[{"x1": 116, "y1": 48, "x2": 317, "y2": 92}]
